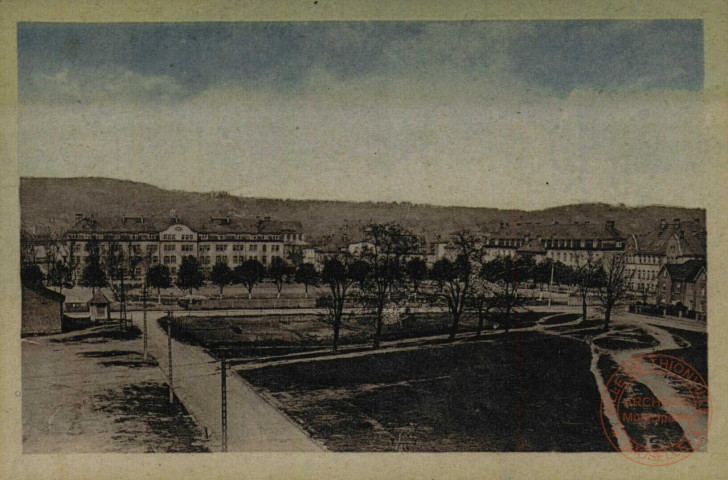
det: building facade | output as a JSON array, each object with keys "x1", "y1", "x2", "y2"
[
  {"x1": 655, "y1": 259, "x2": 706, "y2": 317},
  {"x1": 21, "y1": 285, "x2": 64, "y2": 335},
  {"x1": 477, "y1": 220, "x2": 626, "y2": 266},
  {"x1": 625, "y1": 218, "x2": 706, "y2": 295},
  {"x1": 60, "y1": 214, "x2": 304, "y2": 278}
]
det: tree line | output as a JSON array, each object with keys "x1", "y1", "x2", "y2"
[
  {"x1": 21, "y1": 223, "x2": 634, "y2": 352},
  {"x1": 314, "y1": 225, "x2": 633, "y2": 352}
]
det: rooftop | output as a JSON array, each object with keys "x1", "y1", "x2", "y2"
[
  {"x1": 630, "y1": 219, "x2": 706, "y2": 256},
  {"x1": 663, "y1": 259, "x2": 706, "y2": 282},
  {"x1": 66, "y1": 215, "x2": 303, "y2": 235}
]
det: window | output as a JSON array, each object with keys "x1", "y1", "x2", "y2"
[
  {"x1": 152, "y1": 256, "x2": 158, "y2": 263},
  {"x1": 262, "y1": 255, "x2": 267, "y2": 264},
  {"x1": 171, "y1": 256, "x2": 177, "y2": 264},
  {"x1": 249, "y1": 245, "x2": 257, "y2": 252},
  {"x1": 200, "y1": 245, "x2": 210, "y2": 252},
  {"x1": 164, "y1": 244, "x2": 176, "y2": 251},
  {"x1": 146, "y1": 245, "x2": 158, "y2": 252},
  {"x1": 215, "y1": 244, "x2": 227, "y2": 252},
  {"x1": 182, "y1": 245, "x2": 194, "y2": 252},
  {"x1": 216, "y1": 256, "x2": 227, "y2": 264},
  {"x1": 164, "y1": 256, "x2": 170, "y2": 264},
  {"x1": 262, "y1": 244, "x2": 267, "y2": 252}
]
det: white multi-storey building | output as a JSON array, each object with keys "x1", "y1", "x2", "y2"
[{"x1": 61, "y1": 214, "x2": 304, "y2": 277}]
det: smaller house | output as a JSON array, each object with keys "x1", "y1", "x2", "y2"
[
  {"x1": 22, "y1": 285, "x2": 65, "y2": 336},
  {"x1": 655, "y1": 260, "x2": 706, "y2": 319},
  {"x1": 88, "y1": 291, "x2": 111, "y2": 323}
]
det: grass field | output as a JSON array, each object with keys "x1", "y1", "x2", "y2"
[
  {"x1": 162, "y1": 311, "x2": 557, "y2": 358},
  {"x1": 239, "y1": 331, "x2": 611, "y2": 452},
  {"x1": 659, "y1": 327, "x2": 708, "y2": 383}
]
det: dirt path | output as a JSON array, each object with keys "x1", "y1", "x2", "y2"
[
  {"x1": 129, "y1": 311, "x2": 322, "y2": 452},
  {"x1": 535, "y1": 310, "x2": 708, "y2": 454},
  {"x1": 22, "y1": 325, "x2": 209, "y2": 453}
]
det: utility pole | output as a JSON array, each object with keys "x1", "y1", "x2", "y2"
[
  {"x1": 142, "y1": 280, "x2": 148, "y2": 362},
  {"x1": 548, "y1": 261, "x2": 555, "y2": 307},
  {"x1": 221, "y1": 357, "x2": 228, "y2": 452},
  {"x1": 167, "y1": 310, "x2": 174, "y2": 406},
  {"x1": 119, "y1": 250, "x2": 127, "y2": 332}
]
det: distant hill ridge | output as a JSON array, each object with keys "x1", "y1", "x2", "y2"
[{"x1": 20, "y1": 177, "x2": 706, "y2": 243}]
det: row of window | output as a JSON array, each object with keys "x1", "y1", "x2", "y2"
[
  {"x1": 633, "y1": 270, "x2": 657, "y2": 280},
  {"x1": 628, "y1": 255, "x2": 661, "y2": 264},
  {"x1": 71, "y1": 232, "x2": 300, "y2": 242},
  {"x1": 200, "y1": 254, "x2": 279, "y2": 264}
]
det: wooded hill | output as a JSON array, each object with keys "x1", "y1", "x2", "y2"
[{"x1": 20, "y1": 177, "x2": 705, "y2": 244}]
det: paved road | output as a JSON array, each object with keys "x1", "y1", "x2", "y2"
[{"x1": 129, "y1": 310, "x2": 322, "y2": 452}]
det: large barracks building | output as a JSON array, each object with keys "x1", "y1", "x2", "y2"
[{"x1": 61, "y1": 214, "x2": 305, "y2": 277}]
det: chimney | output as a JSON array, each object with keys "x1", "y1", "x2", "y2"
[{"x1": 673, "y1": 218, "x2": 681, "y2": 227}]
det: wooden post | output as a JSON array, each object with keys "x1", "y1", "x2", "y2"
[
  {"x1": 168, "y1": 310, "x2": 174, "y2": 406},
  {"x1": 221, "y1": 357, "x2": 228, "y2": 452},
  {"x1": 142, "y1": 281, "x2": 148, "y2": 362}
]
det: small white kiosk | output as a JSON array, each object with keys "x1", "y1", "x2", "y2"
[{"x1": 88, "y1": 291, "x2": 111, "y2": 324}]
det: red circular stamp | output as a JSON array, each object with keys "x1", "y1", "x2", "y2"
[{"x1": 599, "y1": 353, "x2": 711, "y2": 466}]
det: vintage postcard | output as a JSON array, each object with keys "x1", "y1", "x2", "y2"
[{"x1": 1, "y1": 1, "x2": 726, "y2": 479}]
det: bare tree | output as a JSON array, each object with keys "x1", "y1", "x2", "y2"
[
  {"x1": 41, "y1": 233, "x2": 62, "y2": 286},
  {"x1": 430, "y1": 231, "x2": 479, "y2": 341},
  {"x1": 354, "y1": 223, "x2": 419, "y2": 349},
  {"x1": 20, "y1": 229, "x2": 38, "y2": 267},
  {"x1": 267, "y1": 257, "x2": 295, "y2": 299},
  {"x1": 321, "y1": 257, "x2": 357, "y2": 352},
  {"x1": 596, "y1": 254, "x2": 634, "y2": 331},
  {"x1": 469, "y1": 273, "x2": 497, "y2": 336},
  {"x1": 480, "y1": 255, "x2": 533, "y2": 333},
  {"x1": 635, "y1": 282, "x2": 655, "y2": 306},
  {"x1": 573, "y1": 255, "x2": 602, "y2": 324}
]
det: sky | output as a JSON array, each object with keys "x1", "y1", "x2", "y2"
[{"x1": 18, "y1": 21, "x2": 705, "y2": 209}]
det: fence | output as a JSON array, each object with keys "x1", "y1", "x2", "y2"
[{"x1": 629, "y1": 303, "x2": 707, "y2": 321}]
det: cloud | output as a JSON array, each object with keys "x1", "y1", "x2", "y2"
[
  {"x1": 22, "y1": 67, "x2": 187, "y2": 104},
  {"x1": 19, "y1": 77, "x2": 705, "y2": 209}
]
